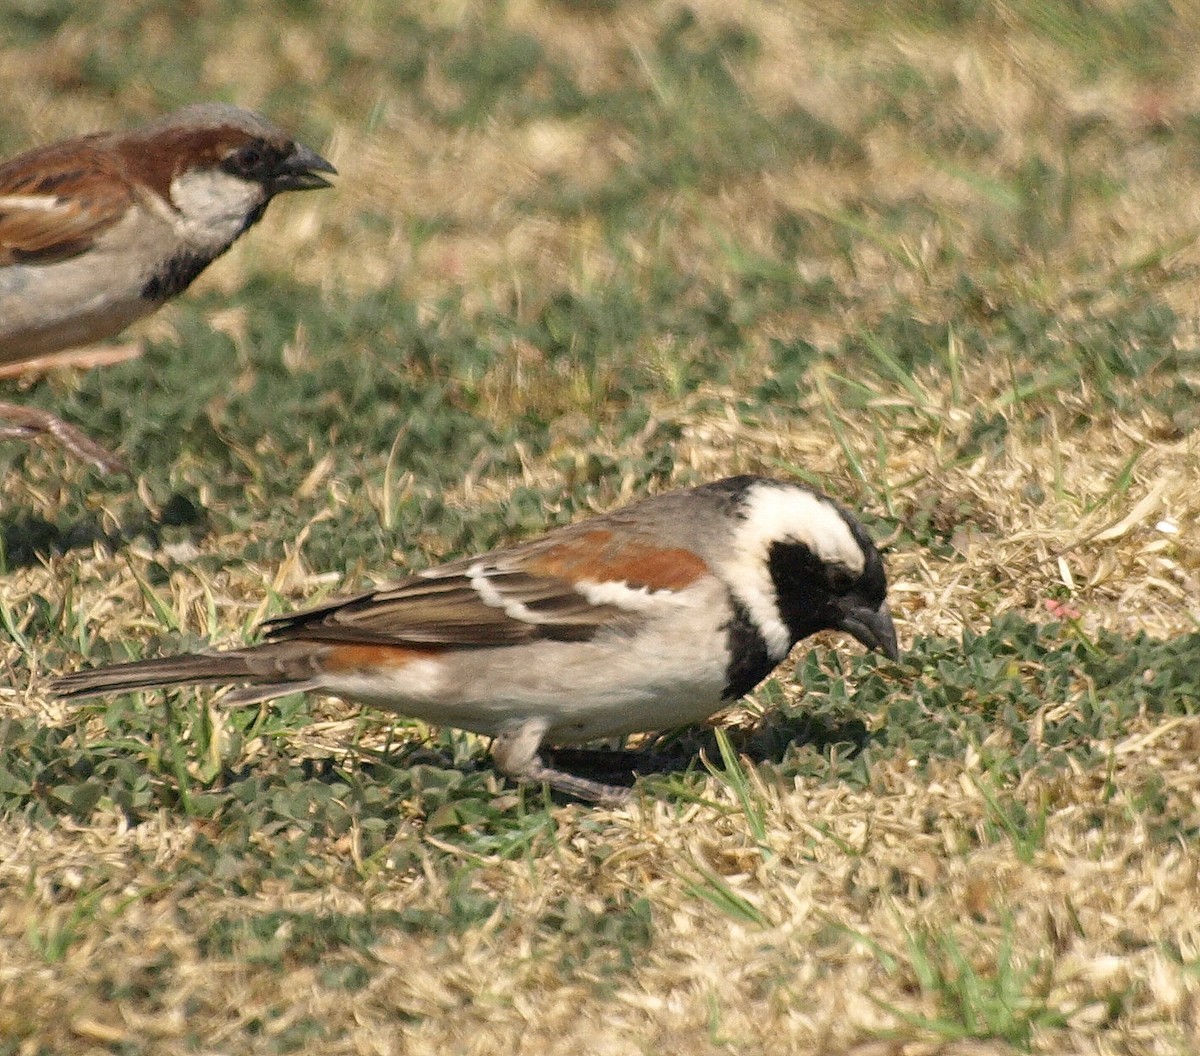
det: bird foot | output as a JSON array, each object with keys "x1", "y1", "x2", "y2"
[
  {"x1": 490, "y1": 717, "x2": 634, "y2": 806},
  {"x1": 0, "y1": 402, "x2": 127, "y2": 474}
]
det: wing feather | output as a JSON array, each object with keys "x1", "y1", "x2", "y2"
[
  {"x1": 261, "y1": 568, "x2": 628, "y2": 647},
  {"x1": 258, "y1": 523, "x2": 711, "y2": 650},
  {"x1": 0, "y1": 139, "x2": 131, "y2": 265}
]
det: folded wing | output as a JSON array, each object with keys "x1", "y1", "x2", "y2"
[
  {"x1": 259, "y1": 531, "x2": 711, "y2": 649},
  {"x1": 0, "y1": 139, "x2": 130, "y2": 265}
]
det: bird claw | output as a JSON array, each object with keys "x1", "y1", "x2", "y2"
[{"x1": 0, "y1": 402, "x2": 127, "y2": 474}]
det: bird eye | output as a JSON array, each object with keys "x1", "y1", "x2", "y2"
[
  {"x1": 234, "y1": 143, "x2": 266, "y2": 172},
  {"x1": 827, "y1": 565, "x2": 856, "y2": 594}
]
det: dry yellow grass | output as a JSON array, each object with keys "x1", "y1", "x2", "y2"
[{"x1": 1, "y1": 2, "x2": 1199, "y2": 1054}]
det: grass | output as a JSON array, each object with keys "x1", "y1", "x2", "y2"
[{"x1": 2, "y1": 1, "x2": 1200, "y2": 1053}]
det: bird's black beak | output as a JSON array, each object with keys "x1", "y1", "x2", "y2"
[
  {"x1": 837, "y1": 600, "x2": 900, "y2": 662},
  {"x1": 270, "y1": 143, "x2": 337, "y2": 192}
]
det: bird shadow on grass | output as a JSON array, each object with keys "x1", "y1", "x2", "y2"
[
  {"x1": 5, "y1": 711, "x2": 873, "y2": 833},
  {"x1": 185, "y1": 709, "x2": 873, "y2": 821},
  {"x1": 12, "y1": 703, "x2": 873, "y2": 830},
  {"x1": 0, "y1": 491, "x2": 208, "y2": 570},
  {"x1": 285, "y1": 710, "x2": 873, "y2": 809},
  {"x1": 539, "y1": 711, "x2": 873, "y2": 796},
  {"x1": 207, "y1": 712, "x2": 869, "y2": 818}
]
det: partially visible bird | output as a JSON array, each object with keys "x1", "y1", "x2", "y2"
[
  {"x1": 0, "y1": 103, "x2": 336, "y2": 470},
  {"x1": 52, "y1": 476, "x2": 899, "y2": 804}
]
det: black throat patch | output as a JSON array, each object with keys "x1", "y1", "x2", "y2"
[
  {"x1": 721, "y1": 597, "x2": 776, "y2": 701},
  {"x1": 141, "y1": 250, "x2": 216, "y2": 301},
  {"x1": 140, "y1": 197, "x2": 269, "y2": 303}
]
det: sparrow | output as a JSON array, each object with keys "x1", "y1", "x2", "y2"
[
  {"x1": 51, "y1": 475, "x2": 900, "y2": 804},
  {"x1": 0, "y1": 102, "x2": 335, "y2": 470}
]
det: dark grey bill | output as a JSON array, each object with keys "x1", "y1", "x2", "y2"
[
  {"x1": 271, "y1": 143, "x2": 337, "y2": 191},
  {"x1": 836, "y1": 601, "x2": 900, "y2": 662}
]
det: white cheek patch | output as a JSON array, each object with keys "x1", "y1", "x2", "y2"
[
  {"x1": 719, "y1": 552, "x2": 791, "y2": 660},
  {"x1": 738, "y1": 483, "x2": 865, "y2": 573},
  {"x1": 718, "y1": 482, "x2": 866, "y2": 660},
  {"x1": 169, "y1": 168, "x2": 266, "y2": 248}
]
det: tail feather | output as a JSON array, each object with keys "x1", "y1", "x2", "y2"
[
  {"x1": 50, "y1": 651, "x2": 264, "y2": 700},
  {"x1": 53, "y1": 639, "x2": 330, "y2": 703}
]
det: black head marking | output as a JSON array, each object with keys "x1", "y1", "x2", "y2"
[
  {"x1": 219, "y1": 138, "x2": 293, "y2": 184},
  {"x1": 767, "y1": 521, "x2": 886, "y2": 647},
  {"x1": 767, "y1": 540, "x2": 846, "y2": 644}
]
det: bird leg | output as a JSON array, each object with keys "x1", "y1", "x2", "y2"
[
  {"x1": 490, "y1": 717, "x2": 632, "y2": 806},
  {"x1": 0, "y1": 402, "x2": 126, "y2": 474},
  {"x1": 0, "y1": 342, "x2": 143, "y2": 381}
]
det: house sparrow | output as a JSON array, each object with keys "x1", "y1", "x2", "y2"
[
  {"x1": 0, "y1": 102, "x2": 335, "y2": 470},
  {"x1": 52, "y1": 476, "x2": 899, "y2": 804}
]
